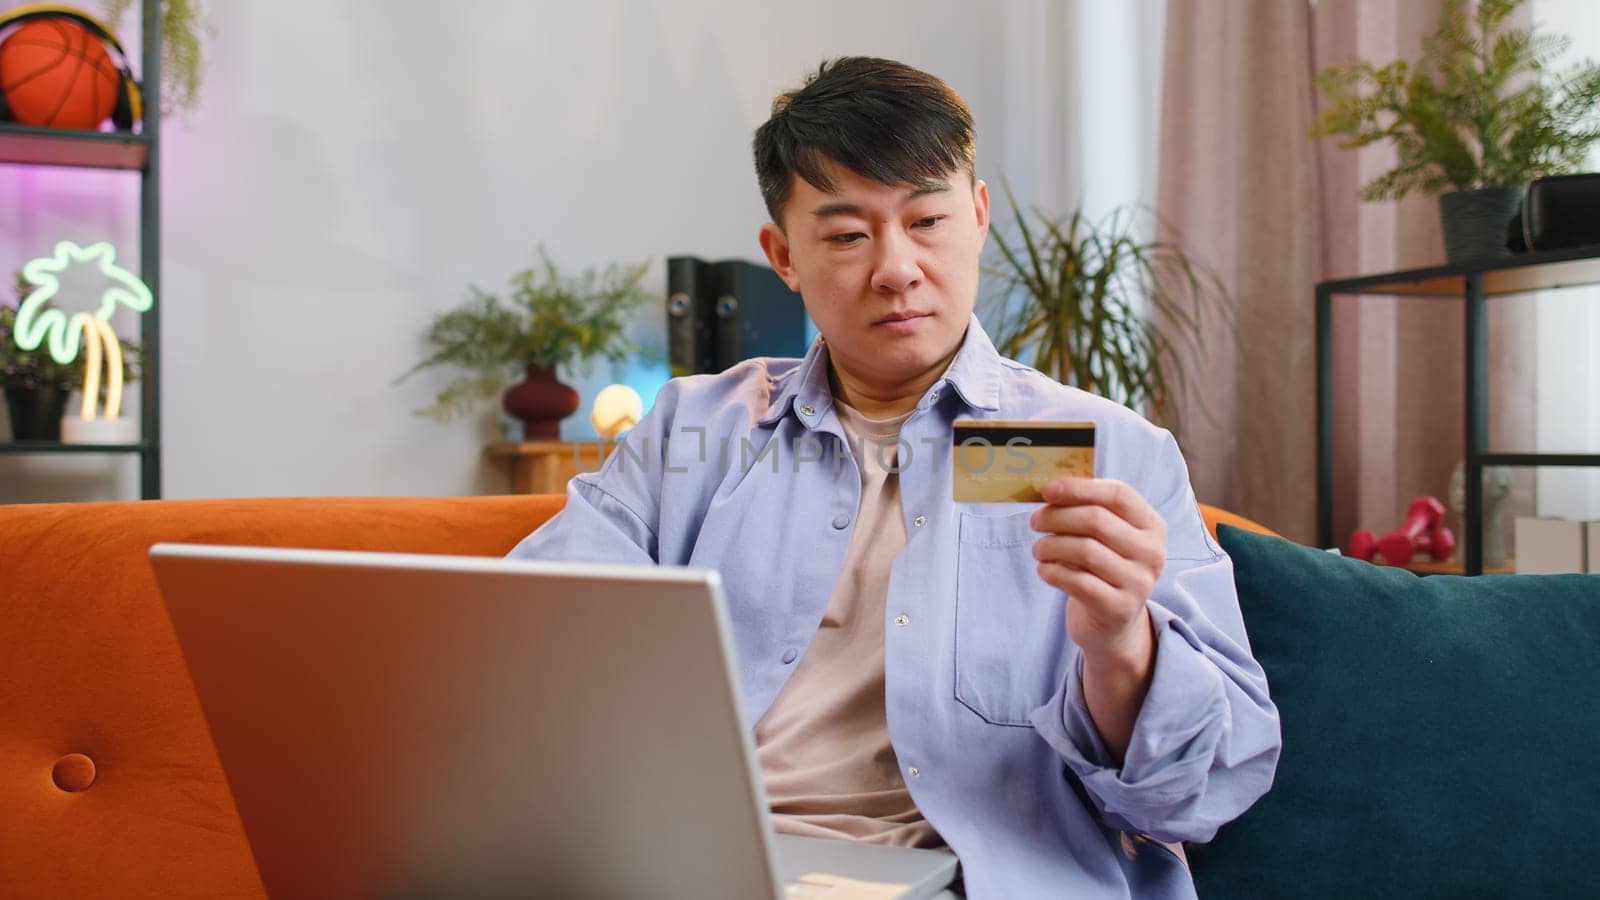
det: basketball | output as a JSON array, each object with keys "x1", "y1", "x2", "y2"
[{"x1": 0, "y1": 17, "x2": 121, "y2": 129}]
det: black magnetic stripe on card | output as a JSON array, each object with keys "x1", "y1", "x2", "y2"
[{"x1": 952, "y1": 426, "x2": 1096, "y2": 447}]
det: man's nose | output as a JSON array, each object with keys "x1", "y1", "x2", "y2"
[{"x1": 871, "y1": 230, "x2": 924, "y2": 294}]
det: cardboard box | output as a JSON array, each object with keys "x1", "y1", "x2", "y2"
[
  {"x1": 1514, "y1": 517, "x2": 1587, "y2": 574},
  {"x1": 1588, "y1": 522, "x2": 1600, "y2": 574}
]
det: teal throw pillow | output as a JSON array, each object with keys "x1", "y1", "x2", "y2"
[{"x1": 1191, "y1": 524, "x2": 1600, "y2": 899}]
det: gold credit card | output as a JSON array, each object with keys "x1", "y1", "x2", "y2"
[{"x1": 952, "y1": 419, "x2": 1096, "y2": 503}]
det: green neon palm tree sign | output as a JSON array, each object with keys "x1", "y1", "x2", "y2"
[
  {"x1": 14, "y1": 240, "x2": 153, "y2": 365},
  {"x1": 14, "y1": 241, "x2": 154, "y2": 422}
]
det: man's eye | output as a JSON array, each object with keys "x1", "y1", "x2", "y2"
[
  {"x1": 828, "y1": 232, "x2": 865, "y2": 245},
  {"x1": 913, "y1": 215, "x2": 945, "y2": 229}
]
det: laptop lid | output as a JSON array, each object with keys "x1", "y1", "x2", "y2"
[{"x1": 151, "y1": 544, "x2": 784, "y2": 899}]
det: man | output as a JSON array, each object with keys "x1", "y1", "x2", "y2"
[{"x1": 509, "y1": 56, "x2": 1280, "y2": 898}]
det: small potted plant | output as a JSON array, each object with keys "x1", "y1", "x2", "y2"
[
  {"x1": 2, "y1": 273, "x2": 140, "y2": 442},
  {"x1": 399, "y1": 248, "x2": 653, "y2": 439},
  {"x1": 983, "y1": 185, "x2": 1228, "y2": 438},
  {"x1": 1311, "y1": 0, "x2": 1600, "y2": 262}
]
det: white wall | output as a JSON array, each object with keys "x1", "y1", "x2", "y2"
[
  {"x1": 1076, "y1": 0, "x2": 1165, "y2": 225},
  {"x1": 10, "y1": 1, "x2": 1589, "y2": 510},
  {"x1": 1531, "y1": 0, "x2": 1600, "y2": 520},
  {"x1": 2, "y1": 0, "x2": 1117, "y2": 502}
]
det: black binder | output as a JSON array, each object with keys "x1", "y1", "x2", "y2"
[{"x1": 666, "y1": 257, "x2": 807, "y2": 375}]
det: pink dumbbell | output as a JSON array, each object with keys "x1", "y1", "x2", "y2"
[{"x1": 1376, "y1": 497, "x2": 1453, "y2": 566}]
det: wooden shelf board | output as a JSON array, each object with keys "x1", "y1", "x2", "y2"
[{"x1": 1321, "y1": 245, "x2": 1600, "y2": 298}]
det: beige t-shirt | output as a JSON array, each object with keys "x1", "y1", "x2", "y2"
[{"x1": 754, "y1": 399, "x2": 943, "y2": 849}]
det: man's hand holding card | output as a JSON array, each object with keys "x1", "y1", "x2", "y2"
[
  {"x1": 1027, "y1": 476, "x2": 1166, "y2": 656},
  {"x1": 951, "y1": 419, "x2": 1166, "y2": 647},
  {"x1": 953, "y1": 419, "x2": 1166, "y2": 758}
]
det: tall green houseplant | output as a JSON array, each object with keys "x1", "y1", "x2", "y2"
[
  {"x1": 984, "y1": 186, "x2": 1225, "y2": 436},
  {"x1": 1311, "y1": 0, "x2": 1600, "y2": 258}
]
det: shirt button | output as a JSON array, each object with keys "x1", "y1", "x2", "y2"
[
  {"x1": 913, "y1": 515, "x2": 926, "y2": 528},
  {"x1": 832, "y1": 514, "x2": 850, "y2": 530},
  {"x1": 800, "y1": 403, "x2": 816, "y2": 416},
  {"x1": 894, "y1": 614, "x2": 910, "y2": 627},
  {"x1": 908, "y1": 766, "x2": 921, "y2": 779},
  {"x1": 781, "y1": 648, "x2": 798, "y2": 664}
]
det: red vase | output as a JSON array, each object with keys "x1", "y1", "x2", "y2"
[{"x1": 501, "y1": 362, "x2": 579, "y2": 440}]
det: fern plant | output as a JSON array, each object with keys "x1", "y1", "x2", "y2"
[
  {"x1": 102, "y1": 0, "x2": 210, "y2": 115},
  {"x1": 1312, "y1": 0, "x2": 1600, "y2": 201},
  {"x1": 398, "y1": 249, "x2": 652, "y2": 423},
  {"x1": 983, "y1": 185, "x2": 1227, "y2": 436}
]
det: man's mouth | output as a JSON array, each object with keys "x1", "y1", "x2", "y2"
[{"x1": 872, "y1": 311, "x2": 934, "y2": 335}]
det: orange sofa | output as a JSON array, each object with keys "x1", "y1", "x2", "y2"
[{"x1": 0, "y1": 495, "x2": 1260, "y2": 898}]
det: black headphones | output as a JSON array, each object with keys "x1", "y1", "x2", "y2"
[{"x1": 0, "y1": 3, "x2": 144, "y2": 130}]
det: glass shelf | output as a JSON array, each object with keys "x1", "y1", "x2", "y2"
[
  {"x1": 0, "y1": 441, "x2": 147, "y2": 454},
  {"x1": 0, "y1": 123, "x2": 150, "y2": 171}
]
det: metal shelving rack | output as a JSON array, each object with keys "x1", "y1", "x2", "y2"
[
  {"x1": 0, "y1": 0, "x2": 161, "y2": 498},
  {"x1": 1315, "y1": 243, "x2": 1600, "y2": 575}
]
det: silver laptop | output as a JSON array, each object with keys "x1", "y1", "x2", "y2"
[{"x1": 150, "y1": 544, "x2": 959, "y2": 900}]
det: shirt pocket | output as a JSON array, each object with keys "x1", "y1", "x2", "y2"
[{"x1": 954, "y1": 510, "x2": 1070, "y2": 727}]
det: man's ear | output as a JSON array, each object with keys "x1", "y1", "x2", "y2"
[
  {"x1": 758, "y1": 222, "x2": 801, "y2": 292},
  {"x1": 973, "y1": 178, "x2": 991, "y2": 241}
]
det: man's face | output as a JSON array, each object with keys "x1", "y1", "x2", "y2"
[{"x1": 759, "y1": 159, "x2": 990, "y2": 393}]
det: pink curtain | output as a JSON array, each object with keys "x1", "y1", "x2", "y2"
[{"x1": 1156, "y1": 0, "x2": 1536, "y2": 549}]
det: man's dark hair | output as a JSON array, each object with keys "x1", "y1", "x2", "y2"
[{"x1": 752, "y1": 56, "x2": 975, "y2": 226}]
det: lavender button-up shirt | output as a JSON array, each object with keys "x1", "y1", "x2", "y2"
[{"x1": 508, "y1": 316, "x2": 1280, "y2": 899}]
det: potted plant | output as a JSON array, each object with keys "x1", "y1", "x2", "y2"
[
  {"x1": 102, "y1": 0, "x2": 209, "y2": 114},
  {"x1": 1311, "y1": 0, "x2": 1600, "y2": 262},
  {"x1": 2, "y1": 273, "x2": 141, "y2": 442},
  {"x1": 399, "y1": 248, "x2": 653, "y2": 439},
  {"x1": 982, "y1": 185, "x2": 1228, "y2": 437}
]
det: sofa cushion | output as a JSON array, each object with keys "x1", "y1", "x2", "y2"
[{"x1": 1192, "y1": 525, "x2": 1600, "y2": 899}]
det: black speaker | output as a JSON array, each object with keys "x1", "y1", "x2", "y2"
[
  {"x1": 1519, "y1": 173, "x2": 1600, "y2": 252},
  {"x1": 666, "y1": 257, "x2": 807, "y2": 375},
  {"x1": 666, "y1": 256, "x2": 717, "y2": 378},
  {"x1": 709, "y1": 259, "x2": 806, "y2": 371}
]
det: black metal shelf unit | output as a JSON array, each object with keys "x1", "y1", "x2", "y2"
[
  {"x1": 0, "y1": 0, "x2": 161, "y2": 498},
  {"x1": 1315, "y1": 243, "x2": 1600, "y2": 575}
]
